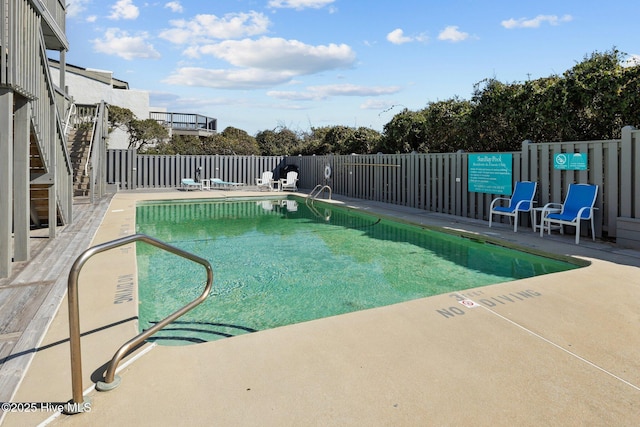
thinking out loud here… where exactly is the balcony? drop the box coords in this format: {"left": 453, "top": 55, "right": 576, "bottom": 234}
{"left": 150, "top": 111, "right": 217, "bottom": 138}
{"left": 35, "top": 0, "right": 68, "bottom": 50}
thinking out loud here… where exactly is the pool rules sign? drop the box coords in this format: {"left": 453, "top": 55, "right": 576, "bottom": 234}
{"left": 468, "top": 153, "right": 513, "bottom": 195}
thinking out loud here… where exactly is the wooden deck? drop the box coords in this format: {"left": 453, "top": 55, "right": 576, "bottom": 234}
{"left": 0, "top": 195, "right": 113, "bottom": 403}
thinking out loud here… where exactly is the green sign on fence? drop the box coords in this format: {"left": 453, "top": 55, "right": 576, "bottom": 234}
{"left": 554, "top": 153, "right": 588, "bottom": 170}
{"left": 468, "top": 153, "right": 513, "bottom": 195}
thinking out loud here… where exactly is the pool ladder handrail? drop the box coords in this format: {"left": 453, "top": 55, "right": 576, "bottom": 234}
{"left": 305, "top": 185, "right": 333, "bottom": 221}
{"left": 65, "top": 233, "right": 213, "bottom": 414}
{"left": 307, "top": 184, "right": 332, "bottom": 200}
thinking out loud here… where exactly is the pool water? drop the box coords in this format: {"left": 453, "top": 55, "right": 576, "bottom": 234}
{"left": 135, "top": 198, "right": 579, "bottom": 345}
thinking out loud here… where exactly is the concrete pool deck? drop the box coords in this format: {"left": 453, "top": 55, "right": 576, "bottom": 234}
{"left": 2, "top": 189, "right": 639, "bottom": 426}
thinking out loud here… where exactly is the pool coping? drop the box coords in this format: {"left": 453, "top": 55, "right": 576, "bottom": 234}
{"left": 2, "top": 189, "right": 640, "bottom": 426}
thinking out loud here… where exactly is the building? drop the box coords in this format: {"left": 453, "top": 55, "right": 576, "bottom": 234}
{"left": 49, "top": 60, "right": 150, "bottom": 150}
{"left": 0, "top": 0, "right": 73, "bottom": 278}
{"left": 49, "top": 61, "right": 218, "bottom": 149}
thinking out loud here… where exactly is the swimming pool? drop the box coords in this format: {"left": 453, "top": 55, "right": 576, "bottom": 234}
{"left": 135, "top": 197, "right": 580, "bottom": 345}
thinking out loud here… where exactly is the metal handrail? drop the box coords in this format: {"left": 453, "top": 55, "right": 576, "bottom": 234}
{"left": 307, "top": 184, "right": 332, "bottom": 200}
{"left": 305, "top": 186, "right": 333, "bottom": 221}
{"left": 307, "top": 184, "right": 322, "bottom": 199}
{"left": 83, "top": 104, "right": 100, "bottom": 177}
{"left": 63, "top": 103, "right": 76, "bottom": 136}
{"left": 65, "top": 234, "right": 213, "bottom": 414}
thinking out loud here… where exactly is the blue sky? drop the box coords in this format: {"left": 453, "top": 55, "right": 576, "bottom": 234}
{"left": 63, "top": 0, "right": 640, "bottom": 136}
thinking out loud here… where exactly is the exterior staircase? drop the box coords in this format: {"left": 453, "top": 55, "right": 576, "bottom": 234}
{"left": 67, "top": 128, "right": 93, "bottom": 197}
{"left": 29, "top": 142, "right": 56, "bottom": 227}
{"left": 29, "top": 127, "right": 92, "bottom": 227}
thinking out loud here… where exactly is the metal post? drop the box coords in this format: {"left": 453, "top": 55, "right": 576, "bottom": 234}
{"left": 65, "top": 248, "right": 93, "bottom": 413}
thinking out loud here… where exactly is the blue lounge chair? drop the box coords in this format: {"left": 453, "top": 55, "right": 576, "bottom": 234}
{"left": 540, "top": 183, "right": 598, "bottom": 244}
{"left": 489, "top": 181, "right": 537, "bottom": 232}
{"left": 181, "top": 178, "right": 202, "bottom": 191}
{"left": 210, "top": 178, "right": 244, "bottom": 190}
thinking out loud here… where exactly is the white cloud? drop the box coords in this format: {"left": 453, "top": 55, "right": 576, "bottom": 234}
{"left": 108, "top": 0, "right": 140, "bottom": 20}
{"left": 268, "top": 0, "right": 335, "bottom": 10}
{"left": 164, "top": 1, "right": 183, "bottom": 13}
{"left": 149, "top": 91, "right": 253, "bottom": 112}
{"left": 622, "top": 54, "right": 640, "bottom": 67}
{"left": 437, "top": 26, "right": 469, "bottom": 42}
{"left": 66, "top": 0, "right": 91, "bottom": 18}
{"left": 92, "top": 28, "right": 160, "bottom": 60}
{"left": 267, "top": 91, "right": 319, "bottom": 101}
{"left": 268, "top": 84, "right": 401, "bottom": 101}
{"left": 387, "top": 29, "right": 412, "bottom": 45}
{"left": 163, "top": 67, "right": 297, "bottom": 89}
{"left": 309, "top": 84, "right": 401, "bottom": 96}
{"left": 386, "top": 28, "right": 428, "bottom": 45}
{"left": 159, "top": 12, "right": 271, "bottom": 44}
{"left": 501, "top": 14, "right": 573, "bottom": 29}
{"left": 163, "top": 38, "right": 356, "bottom": 90}
{"left": 194, "top": 37, "right": 356, "bottom": 75}
{"left": 360, "top": 99, "right": 397, "bottom": 110}
{"left": 86, "top": 15, "right": 98, "bottom": 23}
{"left": 158, "top": 10, "right": 357, "bottom": 91}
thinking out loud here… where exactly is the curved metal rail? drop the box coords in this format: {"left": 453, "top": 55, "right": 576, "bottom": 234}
{"left": 307, "top": 184, "right": 332, "bottom": 200}
{"left": 65, "top": 234, "right": 213, "bottom": 414}
{"left": 305, "top": 186, "right": 333, "bottom": 221}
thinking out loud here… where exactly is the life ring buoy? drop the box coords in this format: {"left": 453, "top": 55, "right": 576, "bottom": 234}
{"left": 324, "top": 164, "right": 332, "bottom": 179}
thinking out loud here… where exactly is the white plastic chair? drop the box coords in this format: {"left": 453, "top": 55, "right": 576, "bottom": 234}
{"left": 255, "top": 171, "right": 274, "bottom": 191}
{"left": 280, "top": 171, "right": 298, "bottom": 191}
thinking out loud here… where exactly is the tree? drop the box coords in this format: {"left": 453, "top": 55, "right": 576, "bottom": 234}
{"left": 380, "top": 48, "right": 640, "bottom": 153}
{"left": 560, "top": 48, "right": 631, "bottom": 140}
{"left": 128, "top": 119, "right": 170, "bottom": 151}
{"left": 323, "top": 125, "right": 354, "bottom": 154}
{"left": 422, "top": 98, "right": 472, "bottom": 153}
{"left": 107, "top": 105, "right": 135, "bottom": 133}
{"left": 143, "top": 127, "right": 260, "bottom": 155}
{"left": 381, "top": 109, "right": 429, "bottom": 153}
{"left": 255, "top": 126, "right": 301, "bottom": 155}
{"left": 205, "top": 127, "right": 260, "bottom": 155}
{"left": 348, "top": 127, "right": 383, "bottom": 154}
{"left": 107, "top": 105, "right": 169, "bottom": 150}
{"left": 467, "top": 78, "right": 523, "bottom": 152}
{"left": 120, "top": 48, "right": 640, "bottom": 155}
{"left": 295, "top": 127, "right": 333, "bottom": 155}
{"left": 144, "top": 135, "right": 204, "bottom": 155}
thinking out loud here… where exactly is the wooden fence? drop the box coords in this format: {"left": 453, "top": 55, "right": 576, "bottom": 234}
{"left": 106, "top": 126, "right": 640, "bottom": 245}
{"left": 106, "top": 151, "right": 286, "bottom": 190}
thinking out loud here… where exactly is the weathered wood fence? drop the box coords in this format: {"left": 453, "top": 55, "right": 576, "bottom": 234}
{"left": 106, "top": 151, "right": 286, "bottom": 190}
{"left": 106, "top": 126, "right": 640, "bottom": 246}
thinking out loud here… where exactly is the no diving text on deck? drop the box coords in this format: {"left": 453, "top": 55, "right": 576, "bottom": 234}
{"left": 436, "top": 289, "right": 542, "bottom": 318}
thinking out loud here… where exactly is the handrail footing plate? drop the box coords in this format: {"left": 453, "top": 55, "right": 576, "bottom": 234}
{"left": 96, "top": 375, "right": 122, "bottom": 392}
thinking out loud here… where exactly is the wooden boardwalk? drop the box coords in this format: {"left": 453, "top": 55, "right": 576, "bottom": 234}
{"left": 0, "top": 195, "right": 112, "bottom": 402}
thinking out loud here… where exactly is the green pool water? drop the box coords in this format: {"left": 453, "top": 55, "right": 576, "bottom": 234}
{"left": 135, "top": 197, "right": 579, "bottom": 345}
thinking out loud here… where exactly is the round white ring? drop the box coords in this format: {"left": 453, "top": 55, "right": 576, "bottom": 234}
{"left": 324, "top": 164, "right": 331, "bottom": 179}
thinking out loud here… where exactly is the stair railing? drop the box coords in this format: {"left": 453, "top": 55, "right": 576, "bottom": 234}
{"left": 64, "top": 103, "right": 77, "bottom": 137}
{"left": 83, "top": 104, "right": 100, "bottom": 177}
